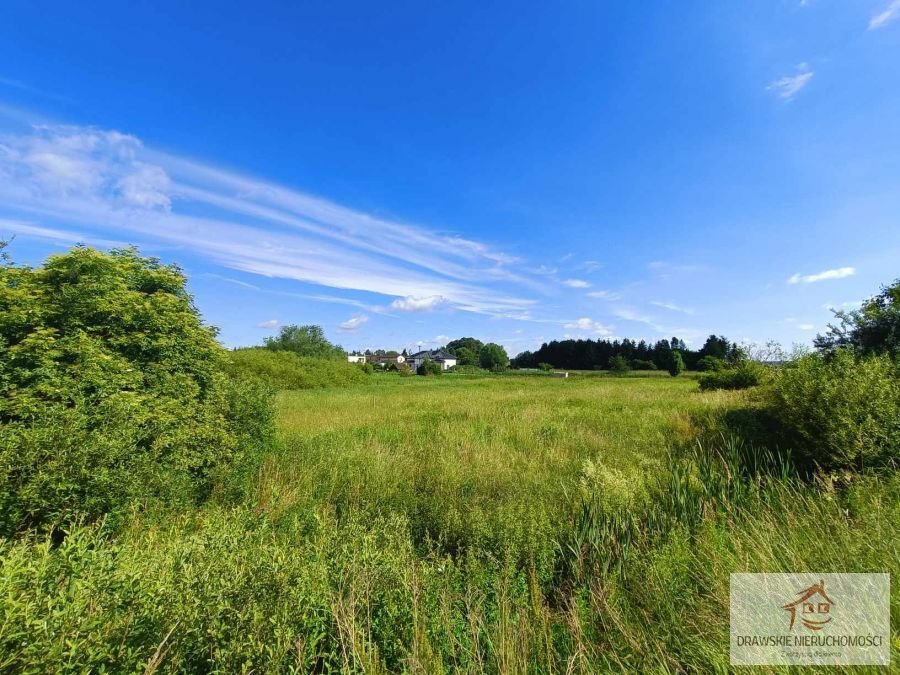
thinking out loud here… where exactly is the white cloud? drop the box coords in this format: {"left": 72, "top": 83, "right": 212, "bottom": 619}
{"left": 563, "top": 317, "right": 613, "bottom": 335}
{"left": 256, "top": 319, "right": 278, "bottom": 329}
{"left": 767, "top": 63, "right": 814, "bottom": 100}
{"left": 0, "top": 120, "right": 540, "bottom": 317}
{"left": 787, "top": 266, "right": 855, "bottom": 284}
{"left": 586, "top": 289, "right": 622, "bottom": 301}
{"left": 612, "top": 307, "right": 662, "bottom": 331}
{"left": 870, "top": 0, "right": 900, "bottom": 29}
{"left": 563, "top": 278, "right": 591, "bottom": 288}
{"left": 797, "top": 323, "right": 815, "bottom": 330}
{"left": 650, "top": 300, "right": 695, "bottom": 315}
{"left": 338, "top": 315, "right": 368, "bottom": 332}
{"left": 390, "top": 295, "right": 445, "bottom": 311}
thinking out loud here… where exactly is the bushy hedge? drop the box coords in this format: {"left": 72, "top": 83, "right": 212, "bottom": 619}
{"left": 417, "top": 359, "right": 442, "bottom": 376}
{"left": 695, "top": 355, "right": 725, "bottom": 372}
{"left": 768, "top": 349, "right": 899, "bottom": 470}
{"left": 0, "top": 247, "right": 274, "bottom": 536}
{"left": 698, "top": 362, "right": 768, "bottom": 391}
{"left": 224, "top": 348, "right": 369, "bottom": 389}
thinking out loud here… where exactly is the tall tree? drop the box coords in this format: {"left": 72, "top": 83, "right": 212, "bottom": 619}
{"left": 815, "top": 279, "right": 900, "bottom": 357}
{"left": 264, "top": 325, "right": 345, "bottom": 359}
{"left": 478, "top": 343, "right": 509, "bottom": 370}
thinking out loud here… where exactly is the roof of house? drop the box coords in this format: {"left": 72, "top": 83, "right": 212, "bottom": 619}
{"left": 410, "top": 349, "right": 456, "bottom": 360}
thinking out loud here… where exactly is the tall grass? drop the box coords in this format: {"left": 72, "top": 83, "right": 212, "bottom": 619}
{"left": 1, "top": 376, "right": 897, "bottom": 672}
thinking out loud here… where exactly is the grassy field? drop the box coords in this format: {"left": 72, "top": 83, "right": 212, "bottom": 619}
{"left": 267, "top": 375, "right": 734, "bottom": 562}
{"left": 2, "top": 374, "right": 897, "bottom": 673}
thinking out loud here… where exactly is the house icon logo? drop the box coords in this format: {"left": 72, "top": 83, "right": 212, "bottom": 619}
{"left": 782, "top": 579, "right": 834, "bottom": 631}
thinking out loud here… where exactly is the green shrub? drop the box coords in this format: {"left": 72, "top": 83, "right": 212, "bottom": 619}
{"left": 698, "top": 361, "right": 768, "bottom": 391}
{"left": 608, "top": 355, "right": 630, "bottom": 375}
{"left": 417, "top": 359, "right": 442, "bottom": 376}
{"left": 768, "top": 349, "right": 900, "bottom": 470}
{"left": 695, "top": 355, "right": 725, "bottom": 372}
{"left": 537, "top": 362, "right": 553, "bottom": 371}
{"left": 225, "top": 348, "right": 368, "bottom": 390}
{"left": 630, "top": 359, "right": 657, "bottom": 371}
{"left": 0, "top": 247, "right": 273, "bottom": 536}
{"left": 667, "top": 350, "right": 685, "bottom": 377}
{"left": 450, "top": 364, "right": 487, "bottom": 375}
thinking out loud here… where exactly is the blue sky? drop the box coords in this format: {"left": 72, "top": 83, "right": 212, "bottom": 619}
{"left": 1, "top": 1, "right": 898, "bottom": 355}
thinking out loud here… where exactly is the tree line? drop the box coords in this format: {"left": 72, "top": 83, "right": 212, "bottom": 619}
{"left": 511, "top": 334, "right": 739, "bottom": 371}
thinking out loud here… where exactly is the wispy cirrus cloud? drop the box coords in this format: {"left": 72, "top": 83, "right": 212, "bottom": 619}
{"left": 612, "top": 306, "right": 663, "bottom": 331}
{"left": 586, "top": 289, "right": 622, "bottom": 301}
{"left": 767, "top": 63, "right": 814, "bottom": 100}
{"left": 0, "top": 118, "right": 540, "bottom": 318}
{"left": 787, "top": 266, "right": 855, "bottom": 284}
{"left": 869, "top": 0, "right": 900, "bottom": 29}
{"left": 650, "top": 300, "right": 695, "bottom": 315}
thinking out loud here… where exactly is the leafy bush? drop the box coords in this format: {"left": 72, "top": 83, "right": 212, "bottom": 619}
{"left": 608, "top": 355, "right": 630, "bottom": 374}
{"left": 417, "top": 359, "right": 442, "bottom": 376}
{"left": 537, "top": 362, "right": 553, "bottom": 371}
{"left": 450, "top": 364, "right": 487, "bottom": 375}
{"left": 667, "top": 350, "right": 685, "bottom": 377}
{"left": 768, "top": 349, "right": 900, "bottom": 470}
{"left": 630, "top": 359, "right": 657, "bottom": 371}
{"left": 695, "top": 355, "right": 725, "bottom": 372}
{"left": 0, "top": 247, "right": 274, "bottom": 536}
{"left": 225, "top": 348, "right": 368, "bottom": 389}
{"left": 698, "top": 361, "right": 768, "bottom": 391}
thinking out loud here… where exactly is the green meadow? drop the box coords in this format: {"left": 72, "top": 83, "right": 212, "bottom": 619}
{"left": 2, "top": 249, "right": 898, "bottom": 673}
{"left": 4, "top": 374, "right": 897, "bottom": 673}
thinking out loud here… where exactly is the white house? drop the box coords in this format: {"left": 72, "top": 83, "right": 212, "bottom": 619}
{"left": 408, "top": 349, "right": 457, "bottom": 371}
{"left": 347, "top": 353, "right": 366, "bottom": 364}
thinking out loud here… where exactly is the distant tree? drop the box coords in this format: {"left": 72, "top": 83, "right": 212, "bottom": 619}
{"left": 453, "top": 346, "right": 479, "bottom": 367}
{"left": 631, "top": 359, "right": 657, "bottom": 370}
{"left": 446, "top": 337, "right": 485, "bottom": 357}
{"left": 667, "top": 350, "right": 685, "bottom": 377}
{"left": 699, "top": 335, "right": 732, "bottom": 360}
{"left": 265, "top": 325, "right": 345, "bottom": 359}
{"left": 608, "top": 355, "right": 630, "bottom": 374}
{"left": 478, "top": 343, "right": 509, "bottom": 370}
{"left": 815, "top": 279, "right": 900, "bottom": 357}
{"left": 538, "top": 362, "right": 553, "bottom": 371}
{"left": 511, "top": 350, "right": 535, "bottom": 368}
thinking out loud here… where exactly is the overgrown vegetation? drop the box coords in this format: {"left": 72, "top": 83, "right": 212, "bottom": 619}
{"left": 769, "top": 349, "right": 899, "bottom": 470}
{"left": 1, "top": 245, "right": 898, "bottom": 672}
{"left": 0, "top": 246, "right": 274, "bottom": 537}
{"left": 226, "top": 347, "right": 369, "bottom": 390}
